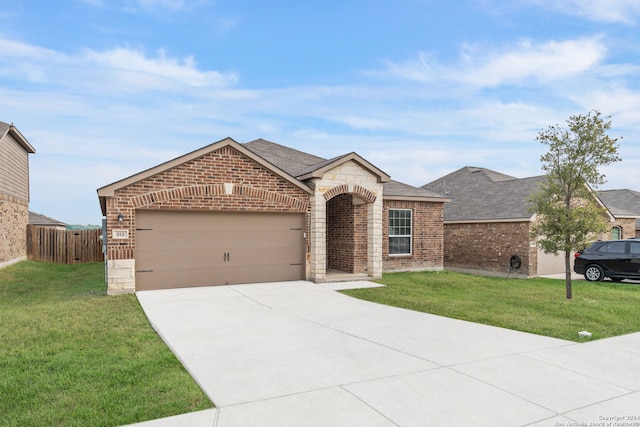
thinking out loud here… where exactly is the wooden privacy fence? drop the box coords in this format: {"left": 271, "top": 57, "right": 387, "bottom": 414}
{"left": 27, "top": 225, "right": 104, "bottom": 264}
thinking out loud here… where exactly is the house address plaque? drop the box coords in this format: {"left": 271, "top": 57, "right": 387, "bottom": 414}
{"left": 112, "top": 229, "right": 129, "bottom": 239}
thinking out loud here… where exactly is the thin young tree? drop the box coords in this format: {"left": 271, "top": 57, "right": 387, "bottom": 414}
{"left": 529, "top": 110, "right": 621, "bottom": 299}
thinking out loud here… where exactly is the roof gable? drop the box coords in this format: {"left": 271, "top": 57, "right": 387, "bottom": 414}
{"left": 244, "top": 139, "right": 391, "bottom": 183}
{"left": 97, "top": 138, "right": 313, "bottom": 213}
{"left": 422, "top": 166, "right": 516, "bottom": 197}
{"left": 296, "top": 152, "right": 391, "bottom": 183}
{"left": 0, "top": 121, "right": 36, "bottom": 153}
{"left": 423, "top": 166, "right": 544, "bottom": 222}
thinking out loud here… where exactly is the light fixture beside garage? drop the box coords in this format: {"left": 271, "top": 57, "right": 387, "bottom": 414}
{"left": 117, "top": 213, "right": 124, "bottom": 222}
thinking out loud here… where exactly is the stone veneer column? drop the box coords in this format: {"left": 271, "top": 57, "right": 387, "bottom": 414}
{"left": 107, "top": 259, "right": 136, "bottom": 295}
{"left": 310, "top": 191, "right": 327, "bottom": 282}
{"left": 368, "top": 196, "right": 383, "bottom": 278}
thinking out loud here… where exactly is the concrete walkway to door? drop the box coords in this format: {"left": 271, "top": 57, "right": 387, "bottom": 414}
{"left": 129, "top": 281, "right": 640, "bottom": 427}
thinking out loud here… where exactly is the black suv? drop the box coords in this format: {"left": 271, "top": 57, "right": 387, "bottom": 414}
{"left": 574, "top": 239, "right": 640, "bottom": 282}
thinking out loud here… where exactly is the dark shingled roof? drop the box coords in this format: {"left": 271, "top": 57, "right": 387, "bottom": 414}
{"left": 598, "top": 189, "right": 640, "bottom": 228}
{"left": 422, "top": 166, "right": 544, "bottom": 221}
{"left": 383, "top": 179, "right": 447, "bottom": 199}
{"left": 244, "top": 139, "right": 448, "bottom": 201}
{"left": 243, "top": 139, "right": 326, "bottom": 177}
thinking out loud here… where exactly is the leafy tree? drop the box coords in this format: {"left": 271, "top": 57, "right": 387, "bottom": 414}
{"left": 529, "top": 110, "right": 621, "bottom": 299}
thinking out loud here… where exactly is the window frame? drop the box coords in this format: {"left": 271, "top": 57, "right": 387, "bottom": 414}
{"left": 388, "top": 208, "right": 413, "bottom": 256}
{"left": 611, "top": 226, "right": 622, "bottom": 240}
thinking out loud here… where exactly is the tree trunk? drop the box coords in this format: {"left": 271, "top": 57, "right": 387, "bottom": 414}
{"left": 565, "top": 250, "right": 573, "bottom": 299}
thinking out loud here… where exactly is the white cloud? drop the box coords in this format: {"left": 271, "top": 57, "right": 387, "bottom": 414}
{"left": 529, "top": 0, "right": 640, "bottom": 24}
{"left": 382, "top": 37, "right": 606, "bottom": 88}
{"left": 82, "top": 47, "right": 238, "bottom": 89}
{"left": 127, "top": 0, "right": 211, "bottom": 13}
{"left": 76, "top": 0, "right": 211, "bottom": 14}
{"left": 568, "top": 88, "right": 640, "bottom": 130}
{"left": 136, "top": 0, "right": 186, "bottom": 9}
{"left": 0, "top": 37, "right": 237, "bottom": 91}
{"left": 0, "top": 38, "right": 59, "bottom": 61}
{"left": 74, "top": 0, "right": 104, "bottom": 7}
{"left": 462, "top": 38, "right": 605, "bottom": 86}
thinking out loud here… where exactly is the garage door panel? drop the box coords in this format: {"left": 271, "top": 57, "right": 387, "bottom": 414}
{"left": 137, "top": 230, "right": 228, "bottom": 250}
{"left": 135, "top": 210, "right": 305, "bottom": 290}
{"left": 136, "top": 248, "right": 224, "bottom": 269}
{"left": 137, "top": 266, "right": 227, "bottom": 290}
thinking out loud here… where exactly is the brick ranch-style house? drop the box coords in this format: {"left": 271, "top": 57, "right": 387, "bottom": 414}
{"left": 97, "top": 138, "right": 449, "bottom": 294}
{"left": 422, "top": 166, "right": 636, "bottom": 277}
{"left": 0, "top": 121, "right": 36, "bottom": 269}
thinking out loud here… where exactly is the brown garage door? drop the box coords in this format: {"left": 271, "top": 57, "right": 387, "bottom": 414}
{"left": 135, "top": 210, "right": 305, "bottom": 290}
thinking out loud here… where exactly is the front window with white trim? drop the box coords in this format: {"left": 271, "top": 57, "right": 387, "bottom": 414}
{"left": 389, "top": 209, "right": 412, "bottom": 255}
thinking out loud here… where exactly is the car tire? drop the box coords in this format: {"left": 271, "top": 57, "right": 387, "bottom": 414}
{"left": 584, "top": 265, "right": 604, "bottom": 282}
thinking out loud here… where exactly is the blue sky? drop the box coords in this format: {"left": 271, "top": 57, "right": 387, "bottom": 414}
{"left": 2, "top": 0, "right": 640, "bottom": 225}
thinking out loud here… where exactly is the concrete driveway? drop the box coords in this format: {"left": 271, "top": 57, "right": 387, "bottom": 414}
{"left": 130, "top": 281, "right": 640, "bottom": 427}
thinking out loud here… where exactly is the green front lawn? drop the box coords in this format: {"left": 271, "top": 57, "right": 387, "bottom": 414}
{"left": 0, "top": 261, "right": 212, "bottom": 427}
{"left": 342, "top": 270, "right": 640, "bottom": 341}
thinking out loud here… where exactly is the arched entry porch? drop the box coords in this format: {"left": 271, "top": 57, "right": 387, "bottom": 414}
{"left": 310, "top": 182, "right": 382, "bottom": 282}
{"left": 326, "top": 192, "right": 369, "bottom": 275}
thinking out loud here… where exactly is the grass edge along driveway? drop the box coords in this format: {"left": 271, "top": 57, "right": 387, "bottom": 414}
{"left": 342, "top": 270, "right": 640, "bottom": 342}
{"left": 0, "top": 261, "right": 212, "bottom": 427}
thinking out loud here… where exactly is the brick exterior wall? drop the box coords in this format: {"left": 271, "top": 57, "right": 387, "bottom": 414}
{"left": 0, "top": 194, "right": 28, "bottom": 267}
{"left": 609, "top": 218, "right": 637, "bottom": 240}
{"left": 444, "top": 221, "right": 534, "bottom": 276}
{"left": 382, "top": 200, "right": 445, "bottom": 271}
{"left": 326, "top": 194, "right": 367, "bottom": 274}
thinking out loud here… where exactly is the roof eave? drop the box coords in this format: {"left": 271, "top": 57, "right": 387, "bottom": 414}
{"left": 384, "top": 195, "right": 451, "bottom": 203}
{"left": 6, "top": 125, "right": 36, "bottom": 153}
{"left": 444, "top": 216, "right": 533, "bottom": 224}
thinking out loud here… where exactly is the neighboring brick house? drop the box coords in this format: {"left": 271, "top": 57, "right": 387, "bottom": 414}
{"left": 597, "top": 189, "right": 640, "bottom": 238}
{"left": 422, "top": 166, "right": 632, "bottom": 277}
{"left": 0, "top": 121, "right": 36, "bottom": 269}
{"left": 97, "top": 138, "right": 448, "bottom": 294}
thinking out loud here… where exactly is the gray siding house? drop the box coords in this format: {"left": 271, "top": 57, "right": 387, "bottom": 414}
{"left": 0, "top": 121, "right": 36, "bottom": 268}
